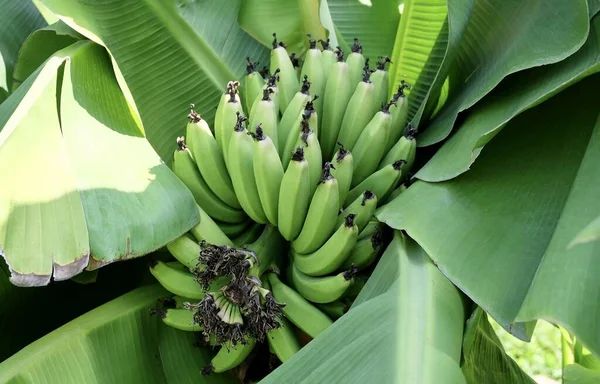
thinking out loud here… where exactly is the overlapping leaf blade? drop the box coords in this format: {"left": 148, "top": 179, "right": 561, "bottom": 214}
{"left": 378, "top": 75, "right": 600, "bottom": 355}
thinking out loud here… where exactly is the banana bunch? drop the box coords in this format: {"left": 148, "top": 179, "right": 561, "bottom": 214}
{"left": 152, "top": 33, "right": 417, "bottom": 376}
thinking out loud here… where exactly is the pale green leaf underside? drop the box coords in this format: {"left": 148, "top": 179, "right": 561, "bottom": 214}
{"left": 417, "top": 14, "right": 600, "bottom": 181}
{"left": 0, "top": 42, "right": 198, "bottom": 286}
{"left": 378, "top": 75, "right": 600, "bottom": 355}
{"left": 41, "top": 0, "right": 266, "bottom": 163}
{"left": 419, "top": 0, "right": 590, "bottom": 146}
{"left": 388, "top": 0, "right": 448, "bottom": 121}
{"left": 263, "top": 232, "right": 467, "bottom": 384}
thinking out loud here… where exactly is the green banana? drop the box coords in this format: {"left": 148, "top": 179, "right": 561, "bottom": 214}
{"left": 290, "top": 262, "right": 356, "bottom": 303}
{"left": 172, "top": 137, "right": 246, "bottom": 223}
{"left": 278, "top": 76, "right": 311, "bottom": 153}
{"left": 278, "top": 147, "right": 311, "bottom": 241}
{"left": 270, "top": 33, "right": 299, "bottom": 113}
{"left": 291, "top": 117, "right": 322, "bottom": 197}
{"left": 385, "top": 81, "right": 411, "bottom": 153}
{"left": 300, "top": 35, "right": 325, "bottom": 122}
{"left": 345, "top": 160, "right": 405, "bottom": 207}
{"left": 256, "top": 69, "right": 281, "bottom": 113}
{"left": 215, "top": 82, "right": 244, "bottom": 160}
{"left": 232, "top": 222, "right": 265, "bottom": 247}
{"left": 294, "top": 214, "right": 359, "bottom": 276}
{"left": 202, "top": 339, "right": 256, "bottom": 375}
{"left": 253, "top": 126, "right": 284, "bottom": 226}
{"left": 227, "top": 113, "right": 268, "bottom": 224}
{"left": 319, "top": 39, "right": 336, "bottom": 82}
{"left": 337, "top": 190, "right": 377, "bottom": 232}
{"left": 315, "top": 301, "right": 348, "bottom": 320}
{"left": 267, "top": 273, "right": 333, "bottom": 338}
{"left": 320, "top": 48, "right": 352, "bottom": 161}
{"left": 267, "top": 317, "right": 301, "bottom": 363}
{"left": 190, "top": 204, "right": 234, "bottom": 246}
{"left": 166, "top": 235, "right": 200, "bottom": 270}
{"left": 342, "top": 273, "right": 368, "bottom": 300}
{"left": 282, "top": 100, "right": 317, "bottom": 168}
{"left": 244, "top": 58, "right": 266, "bottom": 115}
{"left": 370, "top": 57, "right": 391, "bottom": 108}
{"left": 341, "top": 228, "right": 383, "bottom": 270}
{"left": 358, "top": 219, "right": 382, "bottom": 240}
{"left": 215, "top": 219, "right": 252, "bottom": 238}
{"left": 336, "top": 65, "right": 377, "bottom": 151}
{"left": 330, "top": 144, "right": 353, "bottom": 208}
{"left": 346, "top": 38, "right": 366, "bottom": 91}
{"left": 350, "top": 104, "right": 393, "bottom": 187}
{"left": 378, "top": 125, "right": 417, "bottom": 181}
{"left": 289, "top": 52, "right": 302, "bottom": 80}
{"left": 249, "top": 88, "right": 279, "bottom": 147}
{"left": 186, "top": 107, "right": 240, "bottom": 209}
{"left": 246, "top": 224, "right": 287, "bottom": 276}
{"left": 157, "top": 307, "right": 202, "bottom": 332}
{"left": 149, "top": 260, "right": 205, "bottom": 299}
{"left": 292, "top": 163, "right": 340, "bottom": 253}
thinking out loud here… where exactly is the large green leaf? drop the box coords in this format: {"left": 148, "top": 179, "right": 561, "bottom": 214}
{"left": 0, "top": 284, "right": 236, "bottom": 383}
{"left": 417, "top": 14, "right": 600, "bottom": 181}
{"left": 262, "top": 232, "right": 467, "bottom": 383}
{"left": 461, "top": 308, "right": 535, "bottom": 383}
{"left": 418, "top": 0, "right": 590, "bottom": 146}
{"left": 378, "top": 75, "right": 600, "bottom": 354}
{"left": 564, "top": 364, "right": 600, "bottom": 384}
{"left": 0, "top": 41, "right": 198, "bottom": 286}
{"left": 40, "top": 0, "right": 268, "bottom": 163}
{"left": 0, "top": 0, "right": 46, "bottom": 101}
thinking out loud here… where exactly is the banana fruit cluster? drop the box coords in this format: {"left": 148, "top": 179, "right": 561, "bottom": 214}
{"left": 150, "top": 33, "right": 417, "bottom": 375}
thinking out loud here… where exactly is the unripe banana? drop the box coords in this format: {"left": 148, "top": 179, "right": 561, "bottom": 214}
{"left": 378, "top": 125, "right": 417, "bottom": 181}
{"left": 270, "top": 33, "right": 299, "bottom": 113}
{"left": 255, "top": 69, "right": 281, "bottom": 113}
{"left": 232, "top": 222, "right": 265, "bottom": 247}
{"left": 253, "top": 126, "right": 284, "bottom": 226}
{"left": 358, "top": 219, "right": 383, "bottom": 240}
{"left": 386, "top": 81, "right": 411, "bottom": 153}
{"left": 215, "top": 82, "right": 244, "bottom": 160}
{"left": 267, "top": 317, "right": 301, "bottom": 363}
{"left": 289, "top": 52, "right": 302, "bottom": 80}
{"left": 294, "top": 214, "right": 359, "bottom": 276}
{"left": 292, "top": 163, "right": 339, "bottom": 253}
{"left": 155, "top": 307, "right": 202, "bottom": 332}
{"left": 300, "top": 35, "right": 325, "bottom": 122}
{"left": 337, "top": 190, "right": 377, "bottom": 233}
{"left": 293, "top": 118, "right": 322, "bottom": 197}
{"left": 315, "top": 300, "right": 348, "bottom": 320}
{"left": 340, "top": 227, "right": 384, "bottom": 270}
{"left": 190, "top": 204, "right": 234, "bottom": 246}
{"left": 166, "top": 235, "right": 200, "bottom": 270}
{"left": 319, "top": 39, "right": 336, "bottom": 82}
{"left": 278, "top": 76, "right": 311, "bottom": 153}
{"left": 172, "top": 138, "right": 246, "bottom": 223}
{"left": 278, "top": 147, "right": 311, "bottom": 241}
{"left": 244, "top": 58, "right": 266, "bottom": 114}
{"left": 290, "top": 262, "right": 357, "bottom": 304}
{"left": 215, "top": 219, "right": 252, "bottom": 238}
{"left": 330, "top": 144, "right": 353, "bottom": 208}
{"left": 346, "top": 38, "right": 366, "bottom": 91}
{"left": 227, "top": 113, "right": 268, "bottom": 224}
{"left": 350, "top": 105, "right": 393, "bottom": 187}
{"left": 345, "top": 160, "right": 405, "bottom": 207}
{"left": 337, "top": 66, "right": 377, "bottom": 151}
{"left": 267, "top": 273, "right": 333, "bottom": 338}
{"left": 186, "top": 108, "right": 240, "bottom": 209}
{"left": 342, "top": 273, "right": 368, "bottom": 300}
{"left": 282, "top": 100, "right": 318, "bottom": 168}
{"left": 202, "top": 339, "right": 256, "bottom": 375}
{"left": 370, "top": 56, "right": 391, "bottom": 108}
{"left": 320, "top": 48, "right": 352, "bottom": 161}
{"left": 149, "top": 260, "right": 205, "bottom": 299}
{"left": 249, "top": 87, "right": 279, "bottom": 148}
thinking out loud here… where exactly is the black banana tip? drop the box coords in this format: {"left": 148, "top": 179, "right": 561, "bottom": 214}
{"left": 201, "top": 364, "right": 215, "bottom": 375}
{"left": 291, "top": 146, "right": 305, "bottom": 162}
{"left": 176, "top": 136, "right": 187, "bottom": 150}
{"left": 351, "top": 38, "right": 362, "bottom": 53}
{"left": 254, "top": 125, "right": 265, "bottom": 140}
{"left": 319, "top": 38, "right": 331, "bottom": 50}
{"left": 345, "top": 213, "right": 356, "bottom": 227}
{"left": 361, "top": 190, "right": 375, "bottom": 205}
{"left": 377, "top": 56, "right": 392, "bottom": 70}
{"left": 301, "top": 75, "right": 311, "bottom": 94}
{"left": 290, "top": 53, "right": 300, "bottom": 68}
{"left": 371, "top": 227, "right": 384, "bottom": 248}
{"left": 392, "top": 160, "right": 408, "bottom": 170}
{"left": 149, "top": 308, "right": 166, "bottom": 319}
{"left": 307, "top": 34, "right": 317, "bottom": 49}
{"left": 343, "top": 265, "right": 359, "bottom": 280}
{"left": 395, "top": 80, "right": 411, "bottom": 99}
{"left": 188, "top": 104, "right": 201, "bottom": 123}
{"left": 404, "top": 123, "right": 417, "bottom": 139}
{"left": 334, "top": 47, "right": 344, "bottom": 62}
{"left": 320, "top": 162, "right": 335, "bottom": 183}
{"left": 159, "top": 297, "right": 177, "bottom": 309}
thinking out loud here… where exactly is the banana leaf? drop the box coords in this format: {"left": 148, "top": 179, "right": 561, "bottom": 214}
{"left": 0, "top": 0, "right": 46, "bottom": 102}
{"left": 378, "top": 74, "right": 600, "bottom": 355}
{"left": 40, "top": 0, "right": 268, "bottom": 163}
{"left": 417, "top": 13, "right": 600, "bottom": 182}
{"left": 418, "top": 0, "right": 590, "bottom": 146}
{"left": 0, "top": 284, "right": 236, "bottom": 383}
{"left": 564, "top": 364, "right": 600, "bottom": 384}
{"left": 0, "top": 41, "right": 198, "bottom": 286}
{"left": 262, "top": 232, "right": 468, "bottom": 383}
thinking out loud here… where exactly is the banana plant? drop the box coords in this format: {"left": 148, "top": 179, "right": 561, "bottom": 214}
{"left": 1, "top": 0, "right": 599, "bottom": 382}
